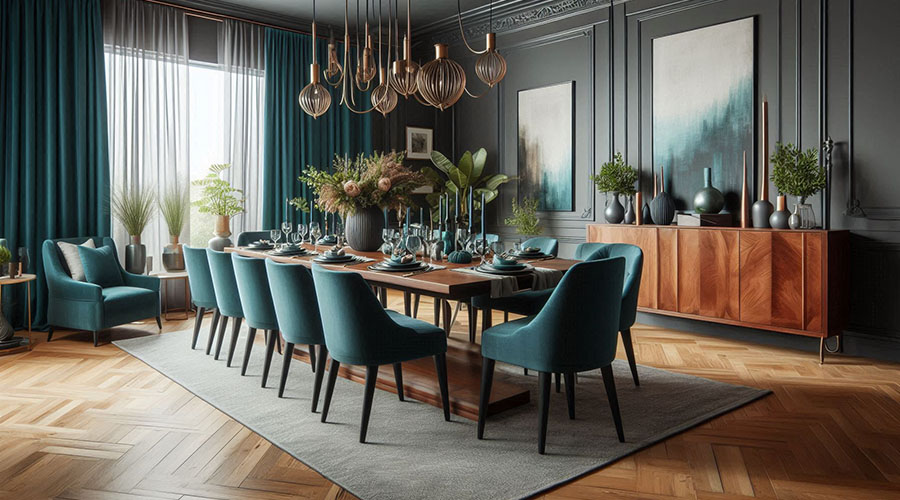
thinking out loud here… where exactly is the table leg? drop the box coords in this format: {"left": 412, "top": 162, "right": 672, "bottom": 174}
{"left": 27, "top": 281, "right": 31, "bottom": 334}
{"left": 442, "top": 299, "right": 453, "bottom": 337}
{"left": 468, "top": 299, "right": 477, "bottom": 343}
{"left": 433, "top": 296, "right": 441, "bottom": 327}
{"left": 162, "top": 279, "right": 168, "bottom": 320}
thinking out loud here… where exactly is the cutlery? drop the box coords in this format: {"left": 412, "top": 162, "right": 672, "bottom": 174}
{"left": 403, "top": 266, "right": 438, "bottom": 277}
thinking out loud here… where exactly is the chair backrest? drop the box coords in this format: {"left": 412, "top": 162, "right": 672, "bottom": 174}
{"left": 231, "top": 254, "right": 278, "bottom": 330}
{"left": 206, "top": 249, "right": 243, "bottom": 318}
{"left": 522, "top": 236, "right": 559, "bottom": 257}
{"left": 311, "top": 264, "right": 398, "bottom": 364}
{"left": 577, "top": 243, "right": 643, "bottom": 329}
{"left": 182, "top": 245, "right": 217, "bottom": 310}
{"left": 475, "top": 233, "right": 500, "bottom": 244}
{"left": 573, "top": 242, "right": 606, "bottom": 261}
{"left": 265, "top": 260, "right": 325, "bottom": 345}
{"left": 517, "top": 257, "right": 625, "bottom": 373}
{"left": 237, "top": 231, "right": 275, "bottom": 247}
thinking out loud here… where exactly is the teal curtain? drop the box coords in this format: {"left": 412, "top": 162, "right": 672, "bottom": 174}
{"left": 262, "top": 28, "right": 373, "bottom": 228}
{"left": 0, "top": 0, "right": 110, "bottom": 329}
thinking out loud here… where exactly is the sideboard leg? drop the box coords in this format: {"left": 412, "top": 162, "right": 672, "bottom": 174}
{"left": 819, "top": 338, "right": 825, "bottom": 365}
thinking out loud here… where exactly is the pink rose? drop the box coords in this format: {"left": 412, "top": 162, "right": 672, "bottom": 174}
{"left": 377, "top": 177, "right": 392, "bottom": 192}
{"left": 343, "top": 180, "right": 361, "bottom": 197}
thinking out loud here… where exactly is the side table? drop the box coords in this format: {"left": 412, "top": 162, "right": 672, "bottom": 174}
{"left": 0, "top": 273, "right": 36, "bottom": 355}
{"left": 152, "top": 271, "right": 191, "bottom": 321}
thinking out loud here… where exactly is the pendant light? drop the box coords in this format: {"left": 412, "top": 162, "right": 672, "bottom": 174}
{"left": 324, "top": 27, "right": 343, "bottom": 87}
{"left": 416, "top": 43, "right": 466, "bottom": 110}
{"left": 355, "top": 0, "right": 377, "bottom": 86}
{"left": 298, "top": 0, "right": 331, "bottom": 119}
{"left": 371, "top": 0, "right": 397, "bottom": 116}
{"left": 458, "top": 0, "right": 507, "bottom": 90}
{"left": 389, "top": 0, "right": 418, "bottom": 97}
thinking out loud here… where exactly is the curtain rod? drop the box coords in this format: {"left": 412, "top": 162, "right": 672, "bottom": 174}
{"left": 142, "top": 0, "right": 330, "bottom": 39}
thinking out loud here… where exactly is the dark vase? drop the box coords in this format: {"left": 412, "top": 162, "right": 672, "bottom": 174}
{"left": 752, "top": 199, "right": 775, "bottom": 228}
{"left": 162, "top": 235, "right": 185, "bottom": 271}
{"left": 604, "top": 193, "right": 625, "bottom": 224}
{"left": 346, "top": 205, "right": 384, "bottom": 252}
{"left": 769, "top": 195, "right": 791, "bottom": 229}
{"left": 623, "top": 196, "right": 636, "bottom": 224}
{"left": 650, "top": 192, "right": 676, "bottom": 225}
{"left": 692, "top": 168, "right": 725, "bottom": 214}
{"left": 125, "top": 236, "right": 146, "bottom": 274}
{"left": 642, "top": 202, "right": 654, "bottom": 225}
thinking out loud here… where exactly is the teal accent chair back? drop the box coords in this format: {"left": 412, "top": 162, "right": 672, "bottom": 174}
{"left": 183, "top": 245, "right": 217, "bottom": 310}
{"left": 476, "top": 233, "right": 500, "bottom": 244}
{"left": 265, "top": 260, "right": 324, "bottom": 346}
{"left": 206, "top": 249, "right": 243, "bottom": 319}
{"left": 581, "top": 244, "right": 643, "bottom": 331}
{"left": 231, "top": 255, "right": 278, "bottom": 331}
{"left": 522, "top": 237, "right": 558, "bottom": 257}
{"left": 42, "top": 237, "right": 160, "bottom": 345}
{"left": 237, "top": 231, "right": 274, "bottom": 247}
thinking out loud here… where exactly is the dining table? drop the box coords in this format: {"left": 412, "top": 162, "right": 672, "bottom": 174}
{"left": 226, "top": 243, "right": 579, "bottom": 420}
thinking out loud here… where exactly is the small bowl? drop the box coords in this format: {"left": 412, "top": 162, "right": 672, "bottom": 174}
{"left": 493, "top": 255, "right": 518, "bottom": 267}
{"left": 524, "top": 247, "right": 541, "bottom": 253}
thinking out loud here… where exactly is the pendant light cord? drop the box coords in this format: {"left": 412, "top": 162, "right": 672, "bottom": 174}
{"left": 457, "top": 0, "right": 488, "bottom": 55}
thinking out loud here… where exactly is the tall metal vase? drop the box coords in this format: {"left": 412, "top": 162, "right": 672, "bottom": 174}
{"left": 125, "top": 235, "right": 147, "bottom": 274}
{"left": 208, "top": 215, "right": 233, "bottom": 251}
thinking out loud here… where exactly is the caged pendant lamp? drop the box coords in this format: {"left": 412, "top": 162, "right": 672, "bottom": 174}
{"left": 417, "top": 43, "right": 466, "bottom": 110}
{"left": 298, "top": 0, "right": 331, "bottom": 118}
{"left": 389, "top": 0, "right": 418, "bottom": 97}
{"left": 458, "top": 0, "right": 507, "bottom": 89}
{"left": 371, "top": 0, "right": 398, "bottom": 116}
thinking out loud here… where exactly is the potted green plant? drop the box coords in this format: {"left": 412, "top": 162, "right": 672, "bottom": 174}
{"left": 504, "top": 197, "right": 542, "bottom": 237}
{"left": 159, "top": 178, "right": 189, "bottom": 271}
{"left": 423, "top": 148, "right": 512, "bottom": 226}
{"left": 770, "top": 142, "right": 825, "bottom": 229}
{"left": 111, "top": 184, "right": 156, "bottom": 274}
{"left": 591, "top": 152, "right": 638, "bottom": 224}
{"left": 0, "top": 245, "right": 10, "bottom": 278}
{"left": 192, "top": 164, "right": 245, "bottom": 250}
{"left": 299, "top": 152, "right": 426, "bottom": 251}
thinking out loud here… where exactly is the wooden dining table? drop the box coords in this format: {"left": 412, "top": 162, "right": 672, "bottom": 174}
{"left": 227, "top": 244, "right": 579, "bottom": 420}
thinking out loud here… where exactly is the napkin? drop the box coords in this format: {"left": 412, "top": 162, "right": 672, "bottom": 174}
{"left": 532, "top": 267, "right": 564, "bottom": 290}
{"left": 452, "top": 266, "right": 564, "bottom": 298}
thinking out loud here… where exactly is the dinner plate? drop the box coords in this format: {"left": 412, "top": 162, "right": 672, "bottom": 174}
{"left": 491, "top": 261, "right": 527, "bottom": 270}
{"left": 384, "top": 259, "right": 420, "bottom": 268}
{"left": 314, "top": 254, "right": 355, "bottom": 263}
{"left": 475, "top": 263, "right": 534, "bottom": 275}
{"left": 370, "top": 261, "right": 429, "bottom": 272}
{"left": 512, "top": 250, "right": 545, "bottom": 259}
{"left": 271, "top": 248, "right": 308, "bottom": 256}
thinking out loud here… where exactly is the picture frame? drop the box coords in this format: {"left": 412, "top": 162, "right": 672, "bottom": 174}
{"left": 405, "top": 126, "right": 434, "bottom": 160}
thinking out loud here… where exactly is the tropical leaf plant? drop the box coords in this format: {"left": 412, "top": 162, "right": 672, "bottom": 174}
{"left": 590, "top": 152, "right": 638, "bottom": 195}
{"left": 504, "top": 197, "right": 542, "bottom": 236}
{"left": 191, "top": 164, "right": 245, "bottom": 217}
{"left": 159, "top": 178, "right": 189, "bottom": 238}
{"left": 770, "top": 142, "right": 825, "bottom": 199}
{"left": 111, "top": 184, "right": 157, "bottom": 237}
{"left": 423, "top": 148, "right": 512, "bottom": 223}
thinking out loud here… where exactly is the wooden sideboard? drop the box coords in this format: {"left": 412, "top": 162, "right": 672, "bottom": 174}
{"left": 587, "top": 224, "right": 850, "bottom": 361}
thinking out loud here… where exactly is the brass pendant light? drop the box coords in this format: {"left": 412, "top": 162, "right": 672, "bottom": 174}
{"left": 475, "top": 33, "right": 506, "bottom": 88}
{"left": 323, "top": 28, "right": 343, "bottom": 87}
{"left": 416, "top": 43, "right": 466, "bottom": 110}
{"left": 389, "top": 0, "right": 418, "bottom": 97}
{"left": 354, "top": 0, "right": 377, "bottom": 87}
{"left": 371, "top": 0, "right": 397, "bottom": 116}
{"left": 298, "top": 0, "right": 331, "bottom": 119}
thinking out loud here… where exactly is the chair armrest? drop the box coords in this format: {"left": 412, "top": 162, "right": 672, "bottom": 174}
{"left": 122, "top": 271, "right": 160, "bottom": 292}
{"left": 46, "top": 273, "right": 102, "bottom": 302}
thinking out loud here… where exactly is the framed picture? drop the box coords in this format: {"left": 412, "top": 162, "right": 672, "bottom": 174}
{"left": 517, "top": 81, "right": 575, "bottom": 211}
{"left": 652, "top": 17, "right": 755, "bottom": 212}
{"left": 405, "top": 126, "right": 433, "bottom": 160}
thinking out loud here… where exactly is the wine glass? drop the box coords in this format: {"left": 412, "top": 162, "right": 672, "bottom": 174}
{"left": 309, "top": 222, "right": 322, "bottom": 253}
{"left": 334, "top": 221, "right": 345, "bottom": 247}
{"left": 297, "top": 223, "right": 308, "bottom": 244}
{"left": 270, "top": 229, "right": 281, "bottom": 248}
{"left": 281, "top": 221, "right": 293, "bottom": 246}
{"left": 382, "top": 228, "right": 395, "bottom": 255}
{"left": 290, "top": 232, "right": 302, "bottom": 245}
{"left": 390, "top": 228, "right": 402, "bottom": 252}
{"left": 423, "top": 228, "right": 439, "bottom": 263}
{"left": 455, "top": 228, "right": 470, "bottom": 253}
{"left": 490, "top": 241, "right": 505, "bottom": 261}
{"left": 405, "top": 234, "right": 422, "bottom": 262}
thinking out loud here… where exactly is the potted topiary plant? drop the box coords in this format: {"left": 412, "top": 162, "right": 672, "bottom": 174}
{"left": 591, "top": 152, "right": 638, "bottom": 224}
{"left": 504, "top": 197, "right": 542, "bottom": 237}
{"left": 0, "top": 245, "right": 10, "bottom": 278}
{"left": 159, "top": 178, "right": 189, "bottom": 271}
{"left": 111, "top": 184, "right": 156, "bottom": 274}
{"left": 192, "top": 164, "right": 245, "bottom": 250}
{"left": 770, "top": 142, "right": 825, "bottom": 229}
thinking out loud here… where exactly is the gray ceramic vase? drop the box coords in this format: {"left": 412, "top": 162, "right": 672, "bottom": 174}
{"left": 162, "top": 236, "right": 185, "bottom": 271}
{"left": 650, "top": 191, "right": 676, "bottom": 226}
{"left": 346, "top": 205, "right": 384, "bottom": 252}
{"left": 692, "top": 168, "right": 725, "bottom": 214}
{"left": 752, "top": 200, "right": 775, "bottom": 228}
{"left": 641, "top": 202, "right": 654, "bottom": 225}
{"left": 125, "top": 237, "right": 146, "bottom": 274}
{"left": 605, "top": 193, "right": 625, "bottom": 224}
{"left": 623, "top": 196, "right": 636, "bottom": 224}
{"left": 769, "top": 195, "right": 791, "bottom": 229}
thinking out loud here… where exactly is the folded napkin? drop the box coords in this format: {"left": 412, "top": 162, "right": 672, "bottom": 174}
{"left": 453, "top": 266, "right": 564, "bottom": 298}
{"left": 532, "top": 267, "right": 564, "bottom": 290}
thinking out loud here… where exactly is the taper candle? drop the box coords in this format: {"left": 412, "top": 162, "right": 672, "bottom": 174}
{"left": 405, "top": 206, "right": 410, "bottom": 234}
{"left": 480, "top": 191, "right": 486, "bottom": 249}
{"left": 419, "top": 207, "right": 424, "bottom": 226}
{"left": 468, "top": 187, "right": 474, "bottom": 231}
{"left": 383, "top": 208, "right": 388, "bottom": 229}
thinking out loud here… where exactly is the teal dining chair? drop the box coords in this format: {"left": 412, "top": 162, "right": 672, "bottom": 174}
{"left": 183, "top": 246, "right": 221, "bottom": 351}
{"left": 206, "top": 249, "right": 244, "bottom": 361}
{"left": 232, "top": 254, "right": 287, "bottom": 389}
{"left": 478, "top": 257, "right": 626, "bottom": 454}
{"left": 266, "top": 260, "right": 328, "bottom": 406}
{"left": 237, "top": 231, "right": 274, "bottom": 247}
{"left": 311, "top": 265, "right": 451, "bottom": 443}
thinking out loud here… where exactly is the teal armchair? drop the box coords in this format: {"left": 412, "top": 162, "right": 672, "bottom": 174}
{"left": 232, "top": 254, "right": 281, "bottom": 387}
{"left": 43, "top": 237, "right": 160, "bottom": 346}
{"left": 312, "top": 264, "right": 450, "bottom": 443}
{"left": 206, "top": 249, "right": 244, "bottom": 361}
{"left": 478, "top": 257, "right": 626, "bottom": 454}
{"left": 183, "top": 245, "right": 220, "bottom": 351}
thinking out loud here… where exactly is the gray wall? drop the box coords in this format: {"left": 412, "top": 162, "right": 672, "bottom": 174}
{"left": 409, "top": 0, "right": 900, "bottom": 359}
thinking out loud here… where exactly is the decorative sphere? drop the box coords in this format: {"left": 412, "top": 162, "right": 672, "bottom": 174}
{"left": 693, "top": 186, "right": 725, "bottom": 214}
{"left": 448, "top": 250, "right": 473, "bottom": 264}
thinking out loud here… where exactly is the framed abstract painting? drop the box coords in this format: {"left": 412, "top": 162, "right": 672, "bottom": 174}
{"left": 652, "top": 17, "right": 755, "bottom": 212}
{"left": 517, "top": 81, "right": 575, "bottom": 212}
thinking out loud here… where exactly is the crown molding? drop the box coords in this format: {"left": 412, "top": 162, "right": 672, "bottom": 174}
{"left": 159, "top": 0, "right": 316, "bottom": 33}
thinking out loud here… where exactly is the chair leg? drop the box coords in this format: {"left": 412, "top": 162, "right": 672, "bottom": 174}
{"left": 206, "top": 310, "right": 220, "bottom": 355}
{"left": 393, "top": 363, "right": 404, "bottom": 401}
{"left": 403, "top": 291, "right": 412, "bottom": 316}
{"left": 360, "top": 365, "right": 379, "bottom": 443}
{"left": 261, "top": 329, "right": 277, "bottom": 388}
{"left": 213, "top": 316, "right": 229, "bottom": 360}
{"left": 278, "top": 343, "right": 295, "bottom": 398}
{"left": 156, "top": 316, "right": 162, "bottom": 331}
{"left": 321, "top": 359, "right": 341, "bottom": 422}
{"left": 503, "top": 311, "right": 509, "bottom": 323}
{"left": 276, "top": 332, "right": 283, "bottom": 355}
{"left": 240, "top": 328, "right": 257, "bottom": 376}
{"left": 555, "top": 372, "right": 561, "bottom": 393}
{"left": 309, "top": 343, "right": 317, "bottom": 372}
{"left": 379, "top": 287, "right": 388, "bottom": 307}
{"left": 46, "top": 327, "right": 54, "bottom": 343}
{"left": 538, "top": 371, "right": 552, "bottom": 454}
{"left": 433, "top": 297, "right": 441, "bottom": 327}
{"left": 311, "top": 344, "right": 328, "bottom": 413}
{"left": 564, "top": 372, "right": 576, "bottom": 419}
{"left": 93, "top": 330, "right": 99, "bottom": 347}
{"left": 468, "top": 299, "right": 477, "bottom": 343}
{"left": 477, "top": 357, "right": 495, "bottom": 439}
{"left": 190, "top": 307, "right": 205, "bottom": 349}
{"left": 600, "top": 364, "right": 625, "bottom": 443}
{"left": 226, "top": 317, "right": 242, "bottom": 367}
{"left": 620, "top": 328, "right": 640, "bottom": 386}
{"left": 434, "top": 353, "right": 451, "bottom": 421}
{"left": 413, "top": 293, "right": 420, "bottom": 318}
{"left": 524, "top": 368, "right": 528, "bottom": 376}
{"left": 481, "top": 307, "right": 492, "bottom": 331}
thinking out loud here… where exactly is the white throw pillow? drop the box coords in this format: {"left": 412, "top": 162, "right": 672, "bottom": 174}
{"left": 57, "top": 239, "right": 96, "bottom": 281}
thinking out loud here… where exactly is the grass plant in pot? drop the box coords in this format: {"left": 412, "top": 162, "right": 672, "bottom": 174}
{"left": 300, "top": 152, "right": 426, "bottom": 252}
{"left": 111, "top": 184, "right": 156, "bottom": 274}
{"left": 770, "top": 143, "right": 825, "bottom": 229}
{"left": 591, "top": 152, "right": 638, "bottom": 224}
{"left": 192, "top": 164, "right": 245, "bottom": 251}
{"left": 160, "top": 179, "right": 189, "bottom": 271}
{"left": 504, "top": 197, "right": 542, "bottom": 239}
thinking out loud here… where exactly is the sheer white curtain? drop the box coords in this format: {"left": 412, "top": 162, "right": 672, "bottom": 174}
{"left": 103, "top": 0, "right": 189, "bottom": 268}
{"left": 220, "top": 19, "right": 266, "bottom": 234}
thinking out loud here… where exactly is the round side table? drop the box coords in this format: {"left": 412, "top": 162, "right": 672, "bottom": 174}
{"left": 0, "top": 273, "right": 36, "bottom": 334}
{"left": 152, "top": 271, "right": 191, "bottom": 320}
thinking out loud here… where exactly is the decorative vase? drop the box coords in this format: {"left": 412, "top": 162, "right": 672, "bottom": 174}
{"left": 642, "top": 202, "right": 654, "bottom": 225}
{"left": 0, "top": 309, "right": 13, "bottom": 342}
{"left": 769, "top": 195, "right": 791, "bottom": 229}
{"left": 162, "top": 235, "right": 185, "bottom": 271}
{"left": 788, "top": 206, "right": 801, "bottom": 230}
{"left": 604, "top": 193, "right": 625, "bottom": 224}
{"left": 448, "top": 250, "right": 473, "bottom": 264}
{"left": 7, "top": 262, "right": 18, "bottom": 279}
{"left": 692, "top": 168, "right": 725, "bottom": 214}
{"left": 345, "top": 205, "right": 383, "bottom": 252}
{"left": 793, "top": 196, "right": 817, "bottom": 229}
{"left": 752, "top": 199, "right": 774, "bottom": 228}
{"left": 208, "top": 215, "right": 233, "bottom": 251}
{"left": 125, "top": 235, "right": 146, "bottom": 274}
{"left": 623, "top": 196, "right": 636, "bottom": 224}
{"left": 650, "top": 167, "right": 676, "bottom": 225}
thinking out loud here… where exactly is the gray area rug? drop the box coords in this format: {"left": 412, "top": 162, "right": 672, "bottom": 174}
{"left": 115, "top": 329, "right": 769, "bottom": 500}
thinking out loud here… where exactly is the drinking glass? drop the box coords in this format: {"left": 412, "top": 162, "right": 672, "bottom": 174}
{"left": 270, "top": 229, "right": 281, "bottom": 248}
{"left": 455, "top": 228, "right": 470, "bottom": 253}
{"left": 335, "top": 221, "right": 345, "bottom": 247}
{"left": 423, "top": 229, "right": 439, "bottom": 263}
{"left": 281, "top": 221, "right": 293, "bottom": 246}
{"left": 297, "top": 223, "right": 308, "bottom": 243}
{"left": 382, "top": 228, "right": 395, "bottom": 255}
{"left": 290, "top": 232, "right": 302, "bottom": 245}
{"left": 490, "top": 241, "right": 505, "bottom": 260}
{"left": 405, "top": 235, "right": 422, "bottom": 261}
{"left": 390, "top": 229, "right": 402, "bottom": 253}
{"left": 309, "top": 222, "right": 322, "bottom": 253}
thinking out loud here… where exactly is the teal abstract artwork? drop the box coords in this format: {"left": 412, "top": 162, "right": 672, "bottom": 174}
{"left": 518, "top": 81, "right": 574, "bottom": 211}
{"left": 652, "top": 18, "right": 754, "bottom": 212}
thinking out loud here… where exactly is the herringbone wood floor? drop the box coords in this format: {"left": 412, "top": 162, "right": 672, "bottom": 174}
{"left": 1, "top": 291, "right": 899, "bottom": 499}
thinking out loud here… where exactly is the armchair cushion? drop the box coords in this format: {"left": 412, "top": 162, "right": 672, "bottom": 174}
{"left": 57, "top": 239, "right": 95, "bottom": 281}
{"left": 102, "top": 286, "right": 159, "bottom": 328}
{"left": 79, "top": 245, "right": 124, "bottom": 288}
